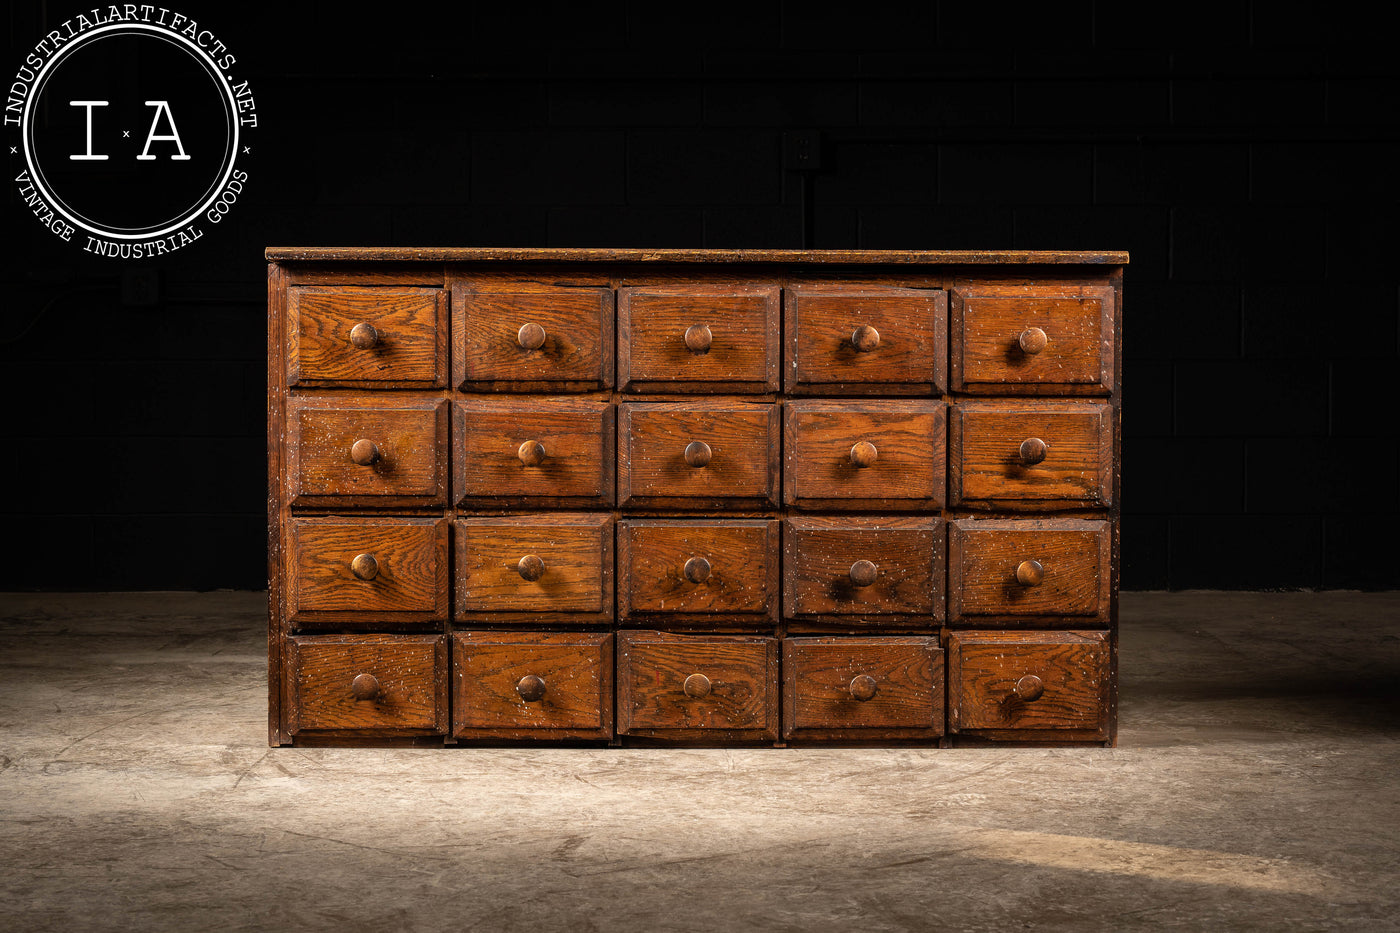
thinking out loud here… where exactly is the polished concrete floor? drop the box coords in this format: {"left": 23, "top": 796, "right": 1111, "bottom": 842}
{"left": 1, "top": 591, "right": 1397, "bottom": 932}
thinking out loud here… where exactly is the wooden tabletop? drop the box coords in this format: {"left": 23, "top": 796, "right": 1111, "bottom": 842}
{"left": 265, "top": 247, "right": 1129, "bottom": 265}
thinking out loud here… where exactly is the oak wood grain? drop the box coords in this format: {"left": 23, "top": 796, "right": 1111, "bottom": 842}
{"left": 618, "top": 519, "right": 779, "bottom": 624}
{"left": 287, "top": 286, "right": 447, "bottom": 387}
{"left": 783, "top": 515, "right": 944, "bottom": 626}
{"left": 453, "top": 398, "right": 615, "bottom": 507}
{"left": 784, "top": 400, "right": 945, "bottom": 510}
{"left": 287, "top": 517, "right": 448, "bottom": 627}
{"left": 618, "top": 401, "right": 780, "bottom": 509}
{"left": 948, "top": 630, "right": 1110, "bottom": 738}
{"left": 783, "top": 636, "right": 944, "bottom": 741}
{"left": 454, "top": 513, "right": 613, "bottom": 623}
{"left": 287, "top": 634, "right": 447, "bottom": 736}
{"left": 452, "top": 632, "right": 613, "bottom": 741}
{"left": 786, "top": 287, "right": 947, "bottom": 394}
{"left": 618, "top": 285, "right": 780, "bottom": 393}
{"left": 287, "top": 396, "right": 448, "bottom": 508}
{"left": 948, "top": 518, "right": 1111, "bottom": 624}
{"left": 617, "top": 631, "right": 778, "bottom": 742}
{"left": 950, "top": 400, "right": 1112, "bottom": 508}
{"left": 452, "top": 282, "right": 613, "bottom": 390}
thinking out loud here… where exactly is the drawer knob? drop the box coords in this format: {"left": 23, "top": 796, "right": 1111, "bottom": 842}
{"left": 849, "top": 440, "right": 879, "bottom": 468}
{"left": 851, "top": 324, "right": 881, "bottom": 352}
{"left": 349, "top": 322, "right": 379, "bottom": 349}
{"left": 683, "top": 673, "right": 712, "bottom": 698}
{"left": 849, "top": 559, "right": 879, "bottom": 588}
{"left": 684, "top": 440, "right": 713, "bottom": 467}
{"left": 849, "top": 674, "right": 879, "bottom": 701}
{"left": 1016, "top": 559, "right": 1044, "bottom": 587}
{"left": 1014, "top": 674, "right": 1045, "bottom": 702}
{"left": 516, "top": 674, "right": 548, "bottom": 703}
{"left": 1018, "top": 437, "right": 1048, "bottom": 465}
{"left": 350, "top": 553, "right": 379, "bottom": 581}
{"left": 1018, "top": 326, "right": 1048, "bottom": 355}
{"left": 349, "top": 439, "right": 381, "bottom": 466}
{"left": 350, "top": 673, "right": 381, "bottom": 701}
{"left": 684, "top": 324, "right": 713, "bottom": 354}
{"left": 683, "top": 556, "right": 712, "bottom": 584}
{"left": 517, "top": 321, "right": 547, "bottom": 350}
{"left": 517, "top": 439, "right": 547, "bottom": 466}
{"left": 517, "top": 554, "right": 546, "bottom": 581}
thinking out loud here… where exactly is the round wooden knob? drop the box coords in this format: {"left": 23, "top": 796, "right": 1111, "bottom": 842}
{"left": 516, "top": 674, "right": 547, "bottom": 703}
{"left": 849, "top": 674, "right": 879, "bottom": 701}
{"left": 684, "top": 556, "right": 711, "bottom": 584}
{"left": 684, "top": 440, "right": 712, "bottom": 467}
{"left": 517, "top": 440, "right": 547, "bottom": 466}
{"left": 1019, "top": 437, "right": 1048, "bottom": 465}
{"left": 517, "top": 321, "right": 547, "bottom": 350}
{"left": 350, "top": 673, "right": 380, "bottom": 701}
{"left": 850, "top": 440, "right": 878, "bottom": 468}
{"left": 1014, "top": 674, "right": 1045, "bottom": 702}
{"left": 1016, "top": 559, "right": 1044, "bottom": 587}
{"left": 851, "top": 324, "right": 880, "bottom": 352}
{"left": 849, "top": 559, "right": 878, "bottom": 588}
{"left": 349, "top": 322, "right": 379, "bottom": 349}
{"left": 683, "top": 673, "right": 712, "bottom": 698}
{"left": 350, "top": 553, "right": 379, "bottom": 581}
{"left": 1018, "top": 326, "right": 1047, "bottom": 355}
{"left": 684, "top": 324, "right": 712, "bottom": 354}
{"left": 349, "top": 439, "right": 380, "bottom": 466}
{"left": 517, "top": 554, "right": 546, "bottom": 581}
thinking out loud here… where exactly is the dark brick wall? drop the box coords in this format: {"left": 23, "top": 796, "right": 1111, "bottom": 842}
{"left": 3, "top": 2, "right": 1395, "bottom": 590}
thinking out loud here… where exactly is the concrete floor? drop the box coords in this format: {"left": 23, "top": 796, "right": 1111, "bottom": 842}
{"left": 1, "top": 592, "right": 1397, "bottom": 932}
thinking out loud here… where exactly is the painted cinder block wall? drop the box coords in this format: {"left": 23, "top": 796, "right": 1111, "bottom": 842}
{"left": 3, "top": 2, "right": 1394, "bottom": 590}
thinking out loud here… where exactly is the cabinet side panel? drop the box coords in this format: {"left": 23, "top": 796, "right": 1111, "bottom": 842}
{"left": 268, "top": 262, "right": 288, "bottom": 745}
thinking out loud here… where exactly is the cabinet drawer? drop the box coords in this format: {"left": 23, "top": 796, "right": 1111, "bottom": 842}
{"left": 287, "top": 517, "right": 448, "bottom": 628}
{"left": 287, "top": 396, "right": 448, "bottom": 508}
{"left": 452, "top": 283, "right": 613, "bottom": 390}
{"left": 618, "top": 402, "right": 780, "bottom": 509}
{"left": 784, "top": 400, "right": 945, "bottom": 510}
{"left": 783, "top": 516, "right": 944, "bottom": 627}
{"left": 948, "top": 631, "right": 1110, "bottom": 740}
{"left": 950, "top": 400, "right": 1112, "bottom": 508}
{"left": 951, "top": 283, "right": 1114, "bottom": 394}
{"left": 786, "top": 287, "right": 947, "bottom": 394}
{"left": 783, "top": 637, "right": 944, "bottom": 741}
{"left": 286, "top": 634, "right": 447, "bottom": 736}
{"left": 618, "top": 519, "right": 779, "bottom": 626}
{"left": 618, "top": 285, "right": 780, "bottom": 393}
{"left": 617, "top": 631, "right": 778, "bottom": 742}
{"left": 453, "top": 398, "right": 614, "bottom": 508}
{"left": 949, "top": 519, "right": 1111, "bottom": 624}
{"left": 287, "top": 286, "right": 447, "bottom": 387}
{"left": 454, "top": 514, "right": 613, "bottom": 623}
{"left": 452, "top": 632, "right": 613, "bottom": 741}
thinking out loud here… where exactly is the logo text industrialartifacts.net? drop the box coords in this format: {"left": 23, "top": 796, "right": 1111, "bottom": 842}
{"left": 8, "top": 6, "right": 257, "bottom": 258}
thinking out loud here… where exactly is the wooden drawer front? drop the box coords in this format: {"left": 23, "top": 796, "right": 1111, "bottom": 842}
{"left": 617, "top": 631, "right": 778, "bottom": 741}
{"left": 783, "top": 637, "right": 945, "bottom": 741}
{"left": 949, "top": 519, "right": 1111, "bottom": 624}
{"left": 618, "top": 285, "right": 780, "bottom": 393}
{"left": 786, "top": 287, "right": 947, "bottom": 394}
{"left": 784, "top": 516, "right": 944, "bottom": 626}
{"left": 287, "top": 286, "right": 447, "bottom": 387}
{"left": 948, "top": 631, "right": 1110, "bottom": 740}
{"left": 452, "top": 283, "right": 613, "bottom": 390}
{"left": 453, "top": 399, "right": 614, "bottom": 507}
{"left": 951, "top": 400, "right": 1112, "bottom": 508}
{"left": 785, "top": 400, "right": 945, "bottom": 510}
{"left": 618, "top": 520, "right": 779, "bottom": 625}
{"left": 951, "top": 284, "right": 1114, "bottom": 394}
{"left": 288, "top": 397, "right": 448, "bottom": 508}
{"left": 618, "top": 402, "right": 779, "bottom": 509}
{"left": 287, "top": 635, "right": 447, "bottom": 736}
{"left": 288, "top": 517, "right": 448, "bottom": 627}
{"left": 452, "top": 632, "right": 613, "bottom": 741}
{"left": 454, "top": 514, "right": 613, "bottom": 622}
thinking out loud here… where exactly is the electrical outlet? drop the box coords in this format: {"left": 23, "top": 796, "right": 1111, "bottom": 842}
{"left": 121, "top": 269, "right": 161, "bottom": 306}
{"left": 783, "top": 130, "right": 822, "bottom": 171}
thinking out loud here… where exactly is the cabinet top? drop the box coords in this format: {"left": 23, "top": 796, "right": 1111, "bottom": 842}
{"left": 264, "top": 247, "right": 1128, "bottom": 265}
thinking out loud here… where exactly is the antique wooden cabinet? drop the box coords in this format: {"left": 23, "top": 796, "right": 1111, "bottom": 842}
{"left": 267, "top": 248, "right": 1125, "bottom": 747}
